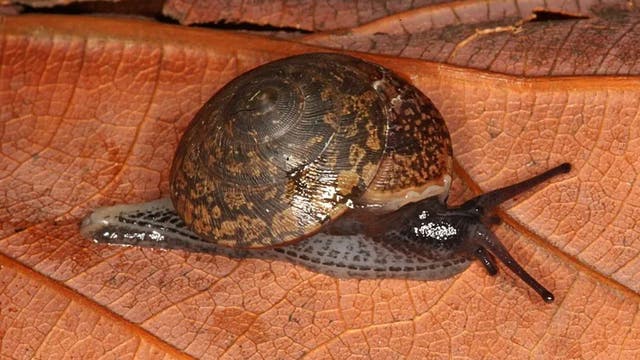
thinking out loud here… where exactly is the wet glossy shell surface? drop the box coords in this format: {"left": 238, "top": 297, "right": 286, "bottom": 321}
{"left": 170, "top": 53, "right": 451, "bottom": 248}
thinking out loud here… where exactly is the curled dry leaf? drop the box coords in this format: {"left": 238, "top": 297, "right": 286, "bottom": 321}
{"left": 162, "top": 0, "right": 445, "bottom": 30}
{"left": 302, "top": 0, "right": 640, "bottom": 76}
{"left": 1, "top": 13, "right": 639, "bottom": 360}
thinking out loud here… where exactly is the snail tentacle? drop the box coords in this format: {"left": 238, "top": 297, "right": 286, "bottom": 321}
{"left": 79, "top": 53, "right": 571, "bottom": 303}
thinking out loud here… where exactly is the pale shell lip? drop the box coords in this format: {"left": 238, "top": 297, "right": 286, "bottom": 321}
{"left": 358, "top": 174, "right": 452, "bottom": 212}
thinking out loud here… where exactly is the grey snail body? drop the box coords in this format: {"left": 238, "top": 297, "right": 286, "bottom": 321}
{"left": 81, "top": 53, "right": 571, "bottom": 303}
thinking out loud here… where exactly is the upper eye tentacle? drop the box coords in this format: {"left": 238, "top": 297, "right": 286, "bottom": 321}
{"left": 460, "top": 163, "right": 570, "bottom": 213}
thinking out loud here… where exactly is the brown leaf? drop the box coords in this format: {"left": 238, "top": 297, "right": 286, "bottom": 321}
{"left": 162, "top": 0, "right": 444, "bottom": 31}
{"left": 302, "top": 0, "right": 640, "bottom": 76}
{"left": 1, "top": 13, "right": 639, "bottom": 359}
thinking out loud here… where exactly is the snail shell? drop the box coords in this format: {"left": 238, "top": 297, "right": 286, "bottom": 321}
{"left": 169, "top": 53, "right": 452, "bottom": 248}
{"left": 81, "top": 53, "right": 571, "bottom": 303}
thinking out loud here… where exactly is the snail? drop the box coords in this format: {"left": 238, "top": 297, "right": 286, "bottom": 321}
{"left": 81, "top": 53, "right": 570, "bottom": 303}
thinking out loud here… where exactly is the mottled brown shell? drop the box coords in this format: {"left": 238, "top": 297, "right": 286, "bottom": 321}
{"left": 170, "top": 53, "right": 452, "bottom": 248}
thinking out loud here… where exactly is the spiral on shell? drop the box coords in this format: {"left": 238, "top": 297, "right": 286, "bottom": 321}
{"left": 170, "top": 53, "right": 452, "bottom": 248}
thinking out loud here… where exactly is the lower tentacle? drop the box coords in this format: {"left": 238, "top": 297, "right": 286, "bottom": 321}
{"left": 471, "top": 224, "right": 554, "bottom": 303}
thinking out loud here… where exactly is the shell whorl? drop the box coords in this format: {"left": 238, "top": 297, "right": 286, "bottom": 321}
{"left": 170, "top": 53, "right": 452, "bottom": 248}
{"left": 171, "top": 53, "right": 388, "bottom": 248}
